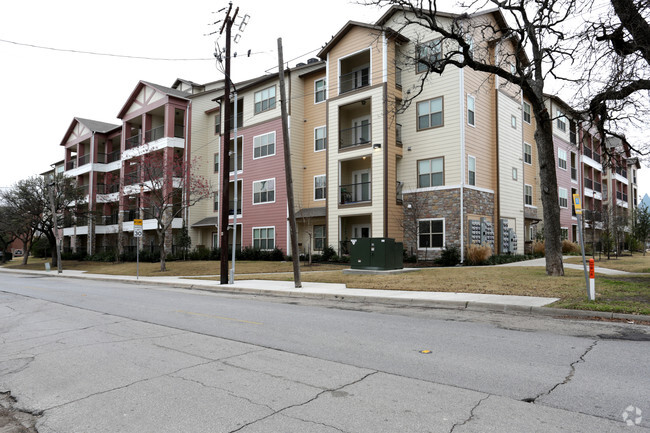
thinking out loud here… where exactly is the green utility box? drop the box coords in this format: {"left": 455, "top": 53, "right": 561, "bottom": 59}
{"left": 350, "top": 237, "right": 404, "bottom": 270}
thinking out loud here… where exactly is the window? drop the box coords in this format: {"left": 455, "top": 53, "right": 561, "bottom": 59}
{"left": 416, "top": 38, "right": 442, "bottom": 73}
{"left": 559, "top": 187, "right": 568, "bottom": 208}
{"left": 529, "top": 225, "right": 536, "bottom": 242}
{"left": 213, "top": 153, "right": 219, "bottom": 173}
{"left": 314, "top": 175, "right": 326, "bottom": 200}
{"left": 253, "top": 227, "right": 275, "bottom": 250}
{"left": 556, "top": 109, "right": 566, "bottom": 132}
{"left": 314, "top": 126, "right": 326, "bottom": 152}
{"left": 314, "top": 79, "right": 326, "bottom": 103}
{"left": 418, "top": 157, "right": 444, "bottom": 188}
{"left": 524, "top": 143, "right": 532, "bottom": 165}
{"left": 417, "top": 97, "right": 443, "bottom": 130}
{"left": 558, "top": 148, "right": 567, "bottom": 170}
{"left": 213, "top": 192, "right": 219, "bottom": 212}
{"left": 523, "top": 102, "right": 531, "bottom": 124}
{"left": 510, "top": 63, "right": 517, "bottom": 75}
{"left": 214, "top": 113, "right": 221, "bottom": 134}
{"left": 418, "top": 219, "right": 444, "bottom": 249}
{"left": 314, "top": 225, "right": 326, "bottom": 251}
{"left": 467, "top": 95, "right": 475, "bottom": 126}
{"left": 466, "top": 37, "right": 474, "bottom": 59}
{"left": 253, "top": 132, "right": 275, "bottom": 159}
{"left": 468, "top": 156, "right": 476, "bottom": 186}
{"left": 512, "top": 167, "right": 518, "bottom": 180}
{"left": 525, "top": 184, "right": 533, "bottom": 206}
{"left": 254, "top": 86, "right": 276, "bottom": 114}
{"left": 511, "top": 115, "right": 517, "bottom": 129}
{"left": 253, "top": 179, "right": 275, "bottom": 204}
{"left": 560, "top": 227, "right": 569, "bottom": 241}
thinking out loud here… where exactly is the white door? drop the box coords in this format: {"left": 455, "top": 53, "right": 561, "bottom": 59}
{"left": 352, "top": 116, "right": 370, "bottom": 145}
{"left": 352, "top": 224, "right": 370, "bottom": 239}
{"left": 351, "top": 169, "right": 370, "bottom": 202}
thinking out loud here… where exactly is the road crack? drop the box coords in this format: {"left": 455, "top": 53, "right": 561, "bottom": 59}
{"left": 226, "top": 371, "right": 378, "bottom": 433}
{"left": 525, "top": 340, "right": 598, "bottom": 403}
{"left": 450, "top": 395, "right": 490, "bottom": 433}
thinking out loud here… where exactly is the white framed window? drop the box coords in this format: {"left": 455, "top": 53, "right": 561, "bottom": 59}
{"left": 254, "top": 86, "right": 276, "bottom": 114}
{"left": 468, "top": 155, "right": 476, "bottom": 186}
{"left": 253, "top": 178, "right": 275, "bottom": 204}
{"left": 253, "top": 131, "right": 275, "bottom": 159}
{"left": 556, "top": 109, "right": 566, "bottom": 132}
{"left": 467, "top": 95, "right": 475, "bottom": 126}
{"left": 314, "top": 79, "right": 326, "bottom": 103}
{"left": 510, "top": 63, "right": 517, "bottom": 75}
{"left": 466, "top": 36, "right": 474, "bottom": 59}
{"left": 213, "top": 192, "right": 219, "bottom": 212}
{"left": 314, "top": 175, "right": 326, "bottom": 201}
{"left": 418, "top": 157, "right": 444, "bottom": 188}
{"left": 213, "top": 153, "right": 219, "bottom": 173}
{"left": 214, "top": 113, "right": 221, "bottom": 134}
{"left": 524, "top": 143, "right": 532, "bottom": 165}
{"left": 417, "top": 97, "right": 443, "bottom": 130}
{"left": 512, "top": 167, "right": 518, "bottom": 180}
{"left": 528, "top": 225, "right": 536, "bottom": 242}
{"left": 525, "top": 184, "right": 533, "bottom": 206}
{"left": 511, "top": 115, "right": 517, "bottom": 129}
{"left": 314, "top": 225, "right": 326, "bottom": 251}
{"left": 559, "top": 187, "right": 568, "bottom": 208}
{"left": 314, "top": 126, "right": 326, "bottom": 152}
{"left": 558, "top": 148, "right": 567, "bottom": 170}
{"left": 416, "top": 38, "right": 442, "bottom": 73}
{"left": 253, "top": 227, "right": 275, "bottom": 250}
{"left": 523, "top": 102, "right": 531, "bottom": 124}
{"left": 418, "top": 218, "right": 444, "bottom": 249}
{"left": 560, "top": 227, "right": 569, "bottom": 241}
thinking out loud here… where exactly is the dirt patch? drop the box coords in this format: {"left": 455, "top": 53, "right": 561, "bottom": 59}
{"left": 0, "top": 392, "right": 39, "bottom": 433}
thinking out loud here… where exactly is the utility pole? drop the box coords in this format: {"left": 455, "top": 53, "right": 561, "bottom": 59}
{"left": 48, "top": 180, "right": 62, "bottom": 274}
{"left": 218, "top": 3, "right": 238, "bottom": 284}
{"left": 277, "top": 37, "right": 301, "bottom": 288}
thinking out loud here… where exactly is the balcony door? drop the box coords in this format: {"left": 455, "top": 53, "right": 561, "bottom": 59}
{"left": 352, "top": 224, "right": 370, "bottom": 239}
{"left": 352, "top": 169, "right": 370, "bottom": 202}
{"left": 352, "top": 116, "right": 370, "bottom": 145}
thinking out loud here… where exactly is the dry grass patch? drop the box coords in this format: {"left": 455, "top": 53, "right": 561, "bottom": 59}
{"left": 565, "top": 254, "right": 650, "bottom": 273}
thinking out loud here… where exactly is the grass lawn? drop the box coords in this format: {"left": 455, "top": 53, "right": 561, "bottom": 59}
{"left": 3, "top": 257, "right": 648, "bottom": 315}
{"left": 565, "top": 253, "right": 650, "bottom": 273}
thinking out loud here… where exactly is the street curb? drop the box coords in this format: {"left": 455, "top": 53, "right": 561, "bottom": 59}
{"left": 2, "top": 268, "right": 650, "bottom": 323}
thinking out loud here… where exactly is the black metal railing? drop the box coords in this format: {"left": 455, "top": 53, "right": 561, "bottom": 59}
{"left": 583, "top": 147, "right": 592, "bottom": 159}
{"left": 339, "top": 182, "right": 371, "bottom": 204}
{"left": 96, "top": 213, "right": 119, "bottom": 225}
{"left": 616, "top": 191, "right": 622, "bottom": 200}
{"left": 66, "top": 160, "right": 77, "bottom": 170}
{"left": 585, "top": 178, "right": 593, "bottom": 189}
{"left": 339, "top": 67, "right": 370, "bottom": 94}
{"left": 125, "top": 134, "right": 141, "bottom": 150}
{"left": 593, "top": 152, "right": 601, "bottom": 163}
{"left": 144, "top": 125, "right": 164, "bottom": 143}
{"left": 339, "top": 123, "right": 372, "bottom": 149}
{"left": 96, "top": 153, "right": 107, "bottom": 164}
{"left": 594, "top": 181, "right": 602, "bottom": 193}
{"left": 96, "top": 184, "right": 120, "bottom": 194}
{"left": 78, "top": 154, "right": 90, "bottom": 166}
{"left": 107, "top": 149, "right": 121, "bottom": 163}
{"left": 174, "top": 124, "right": 185, "bottom": 138}
{"left": 124, "top": 172, "right": 139, "bottom": 185}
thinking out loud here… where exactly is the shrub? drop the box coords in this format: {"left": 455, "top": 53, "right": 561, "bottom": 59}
{"left": 532, "top": 240, "right": 545, "bottom": 256}
{"left": 466, "top": 244, "right": 492, "bottom": 266}
{"left": 322, "top": 245, "right": 336, "bottom": 262}
{"left": 561, "top": 240, "right": 580, "bottom": 254}
{"left": 435, "top": 245, "right": 461, "bottom": 266}
{"left": 89, "top": 251, "right": 116, "bottom": 262}
{"left": 486, "top": 254, "right": 536, "bottom": 265}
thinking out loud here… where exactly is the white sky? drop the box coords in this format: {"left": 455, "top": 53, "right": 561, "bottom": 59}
{"left": 1, "top": 0, "right": 648, "bottom": 200}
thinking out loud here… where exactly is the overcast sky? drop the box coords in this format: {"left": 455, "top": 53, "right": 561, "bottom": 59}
{"left": 1, "top": 0, "right": 648, "bottom": 199}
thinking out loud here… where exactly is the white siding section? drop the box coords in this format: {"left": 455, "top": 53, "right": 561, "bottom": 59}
{"left": 497, "top": 91, "right": 524, "bottom": 254}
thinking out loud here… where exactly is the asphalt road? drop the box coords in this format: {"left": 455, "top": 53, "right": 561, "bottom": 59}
{"left": 1, "top": 272, "right": 648, "bottom": 432}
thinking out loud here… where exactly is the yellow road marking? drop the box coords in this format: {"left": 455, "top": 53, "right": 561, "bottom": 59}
{"left": 176, "top": 310, "right": 262, "bottom": 325}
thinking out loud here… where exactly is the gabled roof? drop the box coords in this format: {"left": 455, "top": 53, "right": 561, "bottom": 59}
{"left": 317, "top": 21, "right": 409, "bottom": 59}
{"left": 59, "top": 117, "right": 120, "bottom": 146}
{"left": 117, "top": 80, "right": 190, "bottom": 119}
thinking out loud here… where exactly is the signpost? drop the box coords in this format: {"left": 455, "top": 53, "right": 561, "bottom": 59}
{"left": 134, "top": 219, "right": 143, "bottom": 280}
{"left": 573, "top": 194, "right": 593, "bottom": 300}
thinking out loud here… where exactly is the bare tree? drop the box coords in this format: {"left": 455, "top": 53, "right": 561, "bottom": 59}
{"left": 135, "top": 147, "right": 211, "bottom": 272}
{"left": 366, "top": 1, "right": 584, "bottom": 275}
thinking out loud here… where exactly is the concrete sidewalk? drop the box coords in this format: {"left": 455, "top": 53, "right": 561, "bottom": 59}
{"left": 2, "top": 264, "right": 649, "bottom": 322}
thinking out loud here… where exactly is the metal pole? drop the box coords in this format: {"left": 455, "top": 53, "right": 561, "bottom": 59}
{"left": 137, "top": 243, "right": 139, "bottom": 280}
{"left": 49, "top": 182, "right": 62, "bottom": 274}
{"left": 577, "top": 213, "right": 589, "bottom": 296}
{"left": 230, "top": 91, "right": 238, "bottom": 284}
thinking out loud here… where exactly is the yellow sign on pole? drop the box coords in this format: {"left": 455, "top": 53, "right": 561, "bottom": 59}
{"left": 572, "top": 194, "right": 582, "bottom": 215}
{"left": 134, "top": 219, "right": 143, "bottom": 226}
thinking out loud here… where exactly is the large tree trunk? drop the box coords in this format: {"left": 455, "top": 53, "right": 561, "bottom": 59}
{"left": 45, "top": 232, "right": 58, "bottom": 268}
{"left": 158, "top": 231, "right": 167, "bottom": 272}
{"left": 534, "top": 111, "right": 564, "bottom": 276}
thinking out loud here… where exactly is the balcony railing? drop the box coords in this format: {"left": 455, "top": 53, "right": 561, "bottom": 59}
{"left": 616, "top": 167, "right": 628, "bottom": 178}
{"left": 107, "top": 149, "right": 121, "bottom": 163}
{"left": 174, "top": 124, "right": 185, "bottom": 138}
{"left": 340, "top": 182, "right": 371, "bottom": 204}
{"left": 584, "top": 178, "right": 593, "bottom": 190}
{"left": 124, "top": 172, "right": 139, "bottom": 185}
{"left": 623, "top": 193, "right": 628, "bottom": 202}
{"left": 571, "top": 167, "right": 577, "bottom": 181}
{"left": 144, "top": 125, "right": 164, "bottom": 143}
{"left": 594, "top": 181, "right": 602, "bottom": 193}
{"left": 584, "top": 147, "right": 592, "bottom": 159}
{"left": 96, "top": 153, "right": 107, "bottom": 164}
{"left": 78, "top": 154, "right": 90, "bottom": 166}
{"left": 339, "top": 123, "right": 372, "bottom": 149}
{"left": 616, "top": 191, "right": 622, "bottom": 200}
{"left": 339, "top": 67, "right": 370, "bottom": 94}
{"left": 593, "top": 152, "right": 601, "bottom": 163}
{"left": 125, "top": 134, "right": 141, "bottom": 150}
{"left": 96, "top": 184, "right": 120, "bottom": 194}
{"left": 78, "top": 185, "right": 89, "bottom": 197}
{"left": 66, "top": 160, "right": 77, "bottom": 171}
{"left": 96, "top": 213, "right": 119, "bottom": 226}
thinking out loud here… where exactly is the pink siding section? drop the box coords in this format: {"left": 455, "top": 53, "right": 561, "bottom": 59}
{"left": 230, "top": 117, "right": 288, "bottom": 253}
{"left": 553, "top": 135, "right": 577, "bottom": 241}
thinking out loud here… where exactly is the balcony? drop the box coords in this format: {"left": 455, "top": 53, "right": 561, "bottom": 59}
{"left": 593, "top": 181, "right": 602, "bottom": 193}
{"left": 340, "top": 68, "right": 370, "bottom": 94}
{"left": 124, "top": 172, "right": 139, "bottom": 186}
{"left": 339, "top": 123, "right": 371, "bottom": 150}
{"left": 228, "top": 200, "right": 242, "bottom": 216}
{"left": 584, "top": 178, "right": 593, "bottom": 190}
{"left": 107, "top": 149, "right": 121, "bottom": 163}
{"left": 174, "top": 124, "right": 185, "bottom": 138}
{"left": 584, "top": 147, "right": 592, "bottom": 159}
{"left": 78, "top": 184, "right": 89, "bottom": 197}
{"left": 96, "top": 183, "right": 120, "bottom": 194}
{"left": 66, "top": 160, "right": 77, "bottom": 171}
{"left": 145, "top": 125, "right": 164, "bottom": 143}
{"left": 78, "top": 154, "right": 90, "bottom": 167}
{"left": 593, "top": 152, "right": 601, "bottom": 163}
{"left": 571, "top": 167, "right": 577, "bottom": 181}
{"left": 340, "top": 181, "right": 371, "bottom": 205}
{"left": 96, "top": 213, "right": 119, "bottom": 226}
{"left": 125, "top": 134, "right": 142, "bottom": 150}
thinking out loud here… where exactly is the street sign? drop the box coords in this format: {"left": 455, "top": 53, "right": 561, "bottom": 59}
{"left": 133, "top": 219, "right": 143, "bottom": 226}
{"left": 134, "top": 227, "right": 143, "bottom": 238}
{"left": 572, "top": 194, "right": 582, "bottom": 215}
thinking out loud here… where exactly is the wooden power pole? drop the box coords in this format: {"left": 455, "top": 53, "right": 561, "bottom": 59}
{"left": 277, "top": 38, "right": 301, "bottom": 288}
